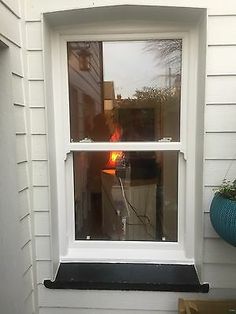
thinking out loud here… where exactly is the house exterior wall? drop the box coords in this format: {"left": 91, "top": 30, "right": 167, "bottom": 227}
{"left": 0, "top": 1, "right": 37, "bottom": 313}
{"left": 1, "top": 0, "right": 236, "bottom": 313}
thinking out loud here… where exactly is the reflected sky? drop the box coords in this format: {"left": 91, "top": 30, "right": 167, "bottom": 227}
{"left": 103, "top": 41, "right": 166, "bottom": 98}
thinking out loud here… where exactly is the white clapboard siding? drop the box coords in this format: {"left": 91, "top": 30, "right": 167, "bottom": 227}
{"left": 35, "top": 236, "right": 51, "bottom": 260}
{"left": 39, "top": 309, "right": 177, "bottom": 314}
{"left": 22, "top": 241, "right": 33, "bottom": 274}
{"left": 204, "top": 239, "right": 236, "bottom": 264}
{"left": 207, "top": 46, "right": 236, "bottom": 75}
{"left": 24, "top": 290, "right": 35, "bottom": 314}
{"left": 26, "top": 21, "right": 42, "bottom": 50}
{"left": 204, "top": 160, "right": 236, "bottom": 186}
{"left": 0, "top": 2, "right": 20, "bottom": 45}
{"left": 204, "top": 213, "right": 218, "bottom": 238}
{"left": 208, "top": 15, "right": 236, "bottom": 46}
{"left": 34, "top": 212, "right": 50, "bottom": 235}
{"left": 19, "top": 187, "right": 30, "bottom": 218}
{"left": 14, "top": 105, "right": 26, "bottom": 134}
{"left": 203, "top": 186, "right": 215, "bottom": 213}
{"left": 205, "top": 105, "right": 236, "bottom": 132}
{"left": 30, "top": 108, "right": 46, "bottom": 134}
{"left": 1, "top": 0, "right": 20, "bottom": 17}
{"left": 29, "top": 80, "right": 45, "bottom": 107}
{"left": 23, "top": 267, "right": 34, "bottom": 301}
{"left": 16, "top": 134, "right": 28, "bottom": 163}
{"left": 32, "top": 161, "right": 49, "bottom": 186}
{"left": 206, "top": 77, "right": 236, "bottom": 104}
{"left": 205, "top": 133, "right": 236, "bottom": 159}
{"left": 36, "top": 261, "right": 52, "bottom": 284}
{"left": 20, "top": 215, "right": 32, "bottom": 247}
{"left": 12, "top": 74, "right": 24, "bottom": 104}
{"left": 31, "top": 135, "right": 47, "bottom": 160}
{"left": 203, "top": 264, "right": 236, "bottom": 289}
{"left": 10, "top": 45, "right": 23, "bottom": 76}
{"left": 27, "top": 50, "right": 44, "bottom": 79}
{"left": 17, "top": 161, "right": 29, "bottom": 191}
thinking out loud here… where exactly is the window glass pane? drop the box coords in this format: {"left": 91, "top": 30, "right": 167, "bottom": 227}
{"left": 74, "top": 151, "right": 178, "bottom": 242}
{"left": 67, "top": 40, "right": 182, "bottom": 142}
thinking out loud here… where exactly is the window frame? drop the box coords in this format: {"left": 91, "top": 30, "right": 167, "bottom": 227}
{"left": 51, "top": 30, "right": 198, "bottom": 264}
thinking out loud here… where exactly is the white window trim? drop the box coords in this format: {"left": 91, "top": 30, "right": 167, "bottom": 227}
{"left": 51, "top": 30, "right": 198, "bottom": 265}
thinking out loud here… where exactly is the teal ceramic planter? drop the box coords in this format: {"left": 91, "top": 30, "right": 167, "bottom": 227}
{"left": 210, "top": 194, "right": 236, "bottom": 247}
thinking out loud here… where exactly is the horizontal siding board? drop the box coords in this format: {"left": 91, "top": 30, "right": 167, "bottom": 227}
{"left": 0, "top": 2, "right": 20, "bottom": 46}
{"left": 27, "top": 51, "right": 43, "bottom": 79}
{"left": 205, "top": 105, "right": 236, "bottom": 132}
{"left": 36, "top": 261, "right": 51, "bottom": 284}
{"left": 38, "top": 285, "right": 236, "bottom": 311}
{"left": 29, "top": 80, "right": 45, "bottom": 107}
{"left": 17, "top": 162, "right": 29, "bottom": 191}
{"left": 12, "top": 74, "right": 24, "bottom": 104}
{"left": 206, "top": 77, "right": 236, "bottom": 104}
{"left": 33, "top": 187, "right": 50, "bottom": 211}
{"left": 205, "top": 133, "right": 236, "bottom": 159}
{"left": 1, "top": 0, "right": 20, "bottom": 17}
{"left": 35, "top": 236, "right": 51, "bottom": 260}
{"left": 22, "top": 241, "right": 33, "bottom": 274}
{"left": 32, "top": 161, "right": 49, "bottom": 186}
{"left": 14, "top": 105, "right": 26, "bottom": 134}
{"left": 203, "top": 264, "right": 236, "bottom": 289}
{"left": 26, "top": 21, "right": 42, "bottom": 50}
{"left": 30, "top": 108, "right": 46, "bottom": 134}
{"left": 39, "top": 308, "right": 176, "bottom": 314}
{"left": 16, "top": 134, "right": 28, "bottom": 163}
{"left": 207, "top": 46, "right": 236, "bottom": 75}
{"left": 19, "top": 188, "right": 30, "bottom": 218}
{"left": 34, "top": 212, "right": 50, "bottom": 235}
{"left": 32, "top": 135, "right": 48, "bottom": 160}
{"left": 203, "top": 186, "right": 215, "bottom": 213}
{"left": 204, "top": 238, "right": 236, "bottom": 264}
{"left": 20, "top": 215, "right": 32, "bottom": 247}
{"left": 208, "top": 16, "right": 236, "bottom": 45}
{"left": 204, "top": 160, "right": 236, "bottom": 186}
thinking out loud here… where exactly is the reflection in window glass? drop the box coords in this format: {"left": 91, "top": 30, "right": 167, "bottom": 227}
{"left": 74, "top": 151, "right": 178, "bottom": 242}
{"left": 67, "top": 40, "right": 182, "bottom": 142}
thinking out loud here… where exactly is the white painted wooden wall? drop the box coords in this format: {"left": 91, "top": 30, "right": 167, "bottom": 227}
{"left": 0, "top": 0, "right": 37, "bottom": 314}
{"left": 1, "top": 0, "right": 236, "bottom": 314}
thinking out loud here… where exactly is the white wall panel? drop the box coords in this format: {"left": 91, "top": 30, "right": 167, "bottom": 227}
{"left": 204, "top": 160, "right": 236, "bottom": 186}
{"left": 10, "top": 45, "right": 22, "bottom": 76}
{"left": 1, "top": 0, "right": 20, "bottom": 17}
{"left": 207, "top": 46, "right": 236, "bottom": 75}
{"left": 17, "top": 162, "right": 29, "bottom": 191}
{"left": 204, "top": 239, "right": 236, "bottom": 264}
{"left": 203, "top": 186, "right": 215, "bottom": 212}
{"left": 24, "top": 291, "right": 35, "bottom": 314}
{"left": 23, "top": 268, "right": 34, "bottom": 300}
{"left": 203, "top": 264, "right": 236, "bottom": 289}
{"left": 39, "top": 308, "right": 176, "bottom": 314}
{"left": 34, "top": 212, "right": 50, "bottom": 235}
{"left": 32, "top": 135, "right": 47, "bottom": 160}
{"left": 19, "top": 188, "right": 30, "bottom": 218}
{"left": 26, "top": 22, "right": 42, "bottom": 50}
{"left": 29, "top": 80, "right": 45, "bottom": 107}
{"left": 36, "top": 261, "right": 51, "bottom": 284}
{"left": 208, "top": 16, "right": 236, "bottom": 46}
{"left": 27, "top": 51, "right": 43, "bottom": 79}
{"left": 30, "top": 108, "right": 46, "bottom": 134}
{"left": 206, "top": 77, "right": 236, "bottom": 104}
{"left": 32, "top": 161, "right": 49, "bottom": 186}
{"left": 12, "top": 74, "right": 24, "bottom": 104}
{"left": 16, "top": 134, "right": 28, "bottom": 163}
{"left": 205, "top": 133, "right": 236, "bottom": 159}
{"left": 35, "top": 237, "right": 51, "bottom": 260}
{"left": 20, "top": 215, "right": 31, "bottom": 247}
{"left": 205, "top": 105, "right": 236, "bottom": 132}
{"left": 14, "top": 105, "right": 26, "bottom": 134}
{"left": 0, "top": 2, "right": 20, "bottom": 45}
{"left": 204, "top": 213, "right": 218, "bottom": 239}
{"left": 33, "top": 187, "right": 50, "bottom": 210}
{"left": 22, "top": 241, "right": 33, "bottom": 274}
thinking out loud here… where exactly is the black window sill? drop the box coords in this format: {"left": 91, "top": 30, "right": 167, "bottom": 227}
{"left": 44, "top": 263, "right": 209, "bottom": 292}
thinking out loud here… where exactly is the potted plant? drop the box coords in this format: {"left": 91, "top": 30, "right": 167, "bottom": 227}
{"left": 210, "top": 179, "right": 236, "bottom": 247}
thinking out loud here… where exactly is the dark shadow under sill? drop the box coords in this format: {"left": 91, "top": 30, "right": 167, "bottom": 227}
{"left": 44, "top": 263, "right": 209, "bottom": 293}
